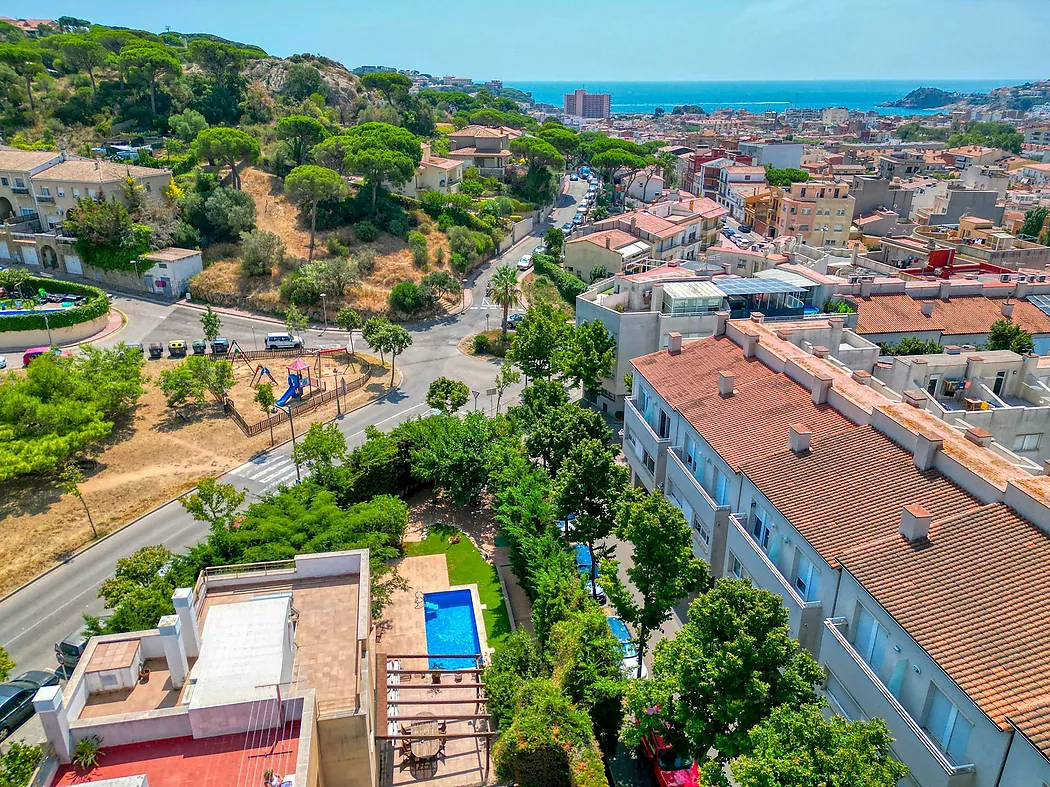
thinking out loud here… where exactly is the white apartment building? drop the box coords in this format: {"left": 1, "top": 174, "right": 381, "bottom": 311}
{"left": 622, "top": 316, "right": 1050, "bottom": 787}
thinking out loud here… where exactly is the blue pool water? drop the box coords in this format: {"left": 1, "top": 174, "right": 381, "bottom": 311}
{"left": 423, "top": 589, "right": 481, "bottom": 670}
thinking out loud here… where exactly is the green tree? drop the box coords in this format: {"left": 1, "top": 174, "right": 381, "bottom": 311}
{"left": 311, "top": 135, "right": 355, "bottom": 175}
{"left": 544, "top": 226, "right": 564, "bottom": 258}
{"left": 191, "top": 127, "right": 260, "bottom": 190}
{"left": 487, "top": 264, "right": 521, "bottom": 342}
{"left": 118, "top": 42, "right": 181, "bottom": 115}
{"left": 200, "top": 304, "right": 222, "bottom": 342}
{"left": 181, "top": 477, "right": 245, "bottom": 532}
{"left": 623, "top": 578, "right": 824, "bottom": 764}
{"left": 380, "top": 323, "right": 412, "bottom": 386}
{"left": 46, "top": 34, "right": 108, "bottom": 97}
{"left": 730, "top": 704, "right": 908, "bottom": 787}
{"left": 276, "top": 115, "right": 329, "bottom": 166}
{"left": 158, "top": 363, "right": 206, "bottom": 410}
{"left": 359, "top": 71, "right": 412, "bottom": 102}
{"left": 527, "top": 403, "right": 612, "bottom": 473}
{"left": 510, "top": 301, "right": 569, "bottom": 382}
{"left": 362, "top": 315, "right": 392, "bottom": 363}
{"left": 240, "top": 229, "right": 284, "bottom": 276}
{"left": 411, "top": 411, "right": 494, "bottom": 504}
{"left": 765, "top": 166, "right": 811, "bottom": 187}
{"left": 187, "top": 38, "right": 246, "bottom": 93}
{"left": 343, "top": 122, "right": 423, "bottom": 217}
{"left": 284, "top": 62, "right": 328, "bottom": 101}
{"left": 558, "top": 320, "right": 615, "bottom": 395}
{"left": 601, "top": 490, "right": 708, "bottom": 678}
{"left": 284, "top": 164, "right": 348, "bottom": 261}
{"left": 254, "top": 382, "right": 276, "bottom": 445}
{"left": 483, "top": 630, "right": 546, "bottom": 730}
{"left": 538, "top": 126, "right": 580, "bottom": 163}
{"left": 509, "top": 136, "right": 565, "bottom": 169}
{"left": 878, "top": 337, "right": 943, "bottom": 356}
{"left": 987, "top": 318, "right": 1034, "bottom": 354}
{"left": 0, "top": 645, "right": 14, "bottom": 683}
{"left": 0, "top": 740, "right": 43, "bottom": 784}
{"left": 58, "top": 460, "right": 98, "bottom": 539}
{"left": 169, "top": 108, "right": 208, "bottom": 142}
{"left": 1020, "top": 205, "right": 1049, "bottom": 239}
{"left": 493, "top": 362, "right": 521, "bottom": 414}
{"left": 0, "top": 43, "right": 43, "bottom": 111}
{"left": 554, "top": 438, "right": 628, "bottom": 597}
{"left": 293, "top": 422, "right": 348, "bottom": 475}
{"left": 426, "top": 376, "right": 470, "bottom": 415}
{"left": 336, "top": 305, "right": 362, "bottom": 358}
{"left": 591, "top": 149, "right": 647, "bottom": 205}
{"left": 285, "top": 303, "right": 308, "bottom": 335}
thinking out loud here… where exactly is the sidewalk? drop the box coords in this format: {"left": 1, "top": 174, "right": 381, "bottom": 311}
{"left": 62, "top": 307, "right": 126, "bottom": 348}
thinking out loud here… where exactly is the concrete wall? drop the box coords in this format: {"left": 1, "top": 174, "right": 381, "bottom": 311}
{"left": 999, "top": 734, "right": 1050, "bottom": 787}
{"left": 0, "top": 311, "right": 108, "bottom": 351}
{"left": 317, "top": 711, "right": 372, "bottom": 787}
{"left": 70, "top": 707, "right": 194, "bottom": 748}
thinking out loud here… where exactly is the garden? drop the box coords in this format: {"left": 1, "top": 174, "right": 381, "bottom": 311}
{"left": 0, "top": 270, "right": 110, "bottom": 337}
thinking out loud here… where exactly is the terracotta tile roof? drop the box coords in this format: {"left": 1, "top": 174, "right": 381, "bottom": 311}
{"left": 567, "top": 228, "right": 640, "bottom": 250}
{"left": 680, "top": 374, "right": 856, "bottom": 471}
{"left": 839, "top": 503, "right": 1050, "bottom": 732}
{"left": 424, "top": 156, "right": 462, "bottom": 170}
{"left": 1008, "top": 695, "right": 1050, "bottom": 758}
{"left": 854, "top": 294, "right": 1050, "bottom": 337}
{"left": 632, "top": 335, "right": 776, "bottom": 409}
{"left": 446, "top": 147, "right": 511, "bottom": 158}
{"left": 0, "top": 147, "right": 60, "bottom": 172}
{"left": 32, "top": 157, "right": 171, "bottom": 183}
{"left": 742, "top": 426, "right": 981, "bottom": 567}
{"left": 450, "top": 125, "right": 508, "bottom": 139}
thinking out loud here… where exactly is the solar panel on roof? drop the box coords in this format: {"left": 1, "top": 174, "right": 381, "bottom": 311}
{"left": 713, "top": 278, "right": 806, "bottom": 296}
{"left": 1029, "top": 294, "right": 1050, "bottom": 318}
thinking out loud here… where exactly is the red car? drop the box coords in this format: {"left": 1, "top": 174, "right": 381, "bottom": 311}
{"left": 639, "top": 731, "right": 699, "bottom": 787}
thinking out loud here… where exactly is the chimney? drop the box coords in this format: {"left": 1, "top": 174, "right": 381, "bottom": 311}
{"left": 945, "top": 345, "right": 961, "bottom": 355}
{"left": 775, "top": 329, "right": 793, "bottom": 341}
{"left": 750, "top": 311, "right": 765, "bottom": 323}
{"left": 631, "top": 216, "right": 638, "bottom": 231}
{"left": 902, "top": 389, "right": 927, "bottom": 408}
{"left": 605, "top": 236, "right": 612, "bottom": 249}
{"left": 667, "top": 332, "right": 683, "bottom": 355}
{"left": 812, "top": 345, "right": 830, "bottom": 359}
{"left": 899, "top": 503, "right": 933, "bottom": 542}
{"left": 158, "top": 614, "right": 190, "bottom": 689}
{"left": 913, "top": 431, "right": 943, "bottom": 471}
{"left": 1001, "top": 300, "right": 1015, "bottom": 318}
{"left": 741, "top": 333, "right": 759, "bottom": 358}
{"left": 938, "top": 279, "right": 951, "bottom": 300}
{"left": 718, "top": 371, "right": 735, "bottom": 397}
{"left": 33, "top": 685, "right": 72, "bottom": 764}
{"left": 859, "top": 279, "right": 873, "bottom": 298}
{"left": 851, "top": 369, "right": 872, "bottom": 385}
{"left": 964, "top": 426, "right": 993, "bottom": 448}
{"left": 714, "top": 310, "right": 730, "bottom": 336}
{"left": 789, "top": 423, "right": 812, "bottom": 454}
{"left": 920, "top": 301, "right": 935, "bottom": 317}
{"left": 812, "top": 373, "right": 833, "bottom": 405}
{"left": 172, "top": 587, "right": 201, "bottom": 659}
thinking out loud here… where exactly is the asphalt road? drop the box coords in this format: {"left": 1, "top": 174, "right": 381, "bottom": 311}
{"left": 0, "top": 176, "right": 591, "bottom": 677}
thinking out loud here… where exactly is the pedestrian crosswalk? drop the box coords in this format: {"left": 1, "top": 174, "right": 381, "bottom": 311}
{"left": 227, "top": 454, "right": 302, "bottom": 493}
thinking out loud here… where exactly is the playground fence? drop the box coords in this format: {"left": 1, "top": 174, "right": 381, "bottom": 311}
{"left": 225, "top": 362, "right": 374, "bottom": 438}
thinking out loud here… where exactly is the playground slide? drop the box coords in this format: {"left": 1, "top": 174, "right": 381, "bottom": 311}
{"left": 275, "top": 373, "right": 302, "bottom": 407}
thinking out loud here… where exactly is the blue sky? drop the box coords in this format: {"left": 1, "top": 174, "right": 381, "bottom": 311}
{"left": 12, "top": 0, "right": 1050, "bottom": 81}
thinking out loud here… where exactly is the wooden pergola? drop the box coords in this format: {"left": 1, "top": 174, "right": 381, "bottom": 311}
{"left": 375, "top": 652, "right": 495, "bottom": 782}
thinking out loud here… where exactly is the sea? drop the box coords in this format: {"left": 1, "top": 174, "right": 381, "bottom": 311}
{"left": 505, "top": 79, "right": 1023, "bottom": 116}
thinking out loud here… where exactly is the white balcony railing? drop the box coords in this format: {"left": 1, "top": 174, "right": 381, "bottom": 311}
{"left": 727, "top": 514, "right": 823, "bottom": 653}
{"left": 821, "top": 618, "right": 976, "bottom": 787}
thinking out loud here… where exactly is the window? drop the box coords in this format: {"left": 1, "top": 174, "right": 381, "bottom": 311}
{"left": 799, "top": 224, "right": 810, "bottom": 232}
{"left": 794, "top": 554, "right": 820, "bottom": 601}
{"left": 713, "top": 469, "right": 729, "bottom": 506}
{"left": 0, "top": 176, "right": 7, "bottom": 186}
{"left": 40, "top": 187, "right": 50, "bottom": 196}
{"left": 683, "top": 436, "right": 698, "bottom": 473}
{"left": 837, "top": 209, "right": 846, "bottom": 216}
{"left": 642, "top": 450, "right": 656, "bottom": 476}
{"left": 730, "top": 554, "right": 746, "bottom": 579}
{"left": 750, "top": 502, "right": 772, "bottom": 552}
{"left": 925, "top": 684, "right": 973, "bottom": 764}
{"left": 657, "top": 409, "right": 670, "bottom": 439}
{"left": 14, "top": 177, "right": 25, "bottom": 187}
{"left": 693, "top": 513, "right": 710, "bottom": 545}
{"left": 57, "top": 188, "right": 65, "bottom": 197}
{"left": 834, "top": 224, "right": 843, "bottom": 232}
{"left": 854, "top": 606, "right": 888, "bottom": 673}
{"left": 801, "top": 208, "right": 812, "bottom": 215}
{"left": 73, "top": 188, "right": 80, "bottom": 197}
{"left": 1014, "top": 434, "right": 1040, "bottom": 452}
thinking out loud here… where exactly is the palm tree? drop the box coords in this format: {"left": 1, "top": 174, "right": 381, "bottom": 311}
{"left": 487, "top": 264, "right": 521, "bottom": 343}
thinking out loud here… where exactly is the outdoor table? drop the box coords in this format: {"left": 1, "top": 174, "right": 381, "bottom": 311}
{"left": 409, "top": 712, "right": 440, "bottom": 760}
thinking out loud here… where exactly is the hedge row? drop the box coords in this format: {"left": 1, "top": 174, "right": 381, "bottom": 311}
{"left": 0, "top": 277, "right": 110, "bottom": 333}
{"left": 533, "top": 253, "right": 587, "bottom": 304}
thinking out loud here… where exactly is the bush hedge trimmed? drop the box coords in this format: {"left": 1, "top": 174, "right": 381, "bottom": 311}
{"left": 0, "top": 277, "right": 109, "bottom": 333}
{"left": 533, "top": 253, "right": 587, "bottom": 305}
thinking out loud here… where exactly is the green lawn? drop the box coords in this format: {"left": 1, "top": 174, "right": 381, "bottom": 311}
{"left": 403, "top": 524, "right": 512, "bottom": 647}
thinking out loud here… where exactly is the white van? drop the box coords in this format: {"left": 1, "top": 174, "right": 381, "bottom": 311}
{"left": 264, "top": 332, "right": 304, "bottom": 350}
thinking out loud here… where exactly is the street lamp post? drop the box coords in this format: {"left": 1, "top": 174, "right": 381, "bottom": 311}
{"left": 251, "top": 325, "right": 258, "bottom": 351}
{"left": 273, "top": 402, "right": 302, "bottom": 483}
{"left": 320, "top": 293, "right": 328, "bottom": 334}
{"left": 43, "top": 311, "right": 53, "bottom": 346}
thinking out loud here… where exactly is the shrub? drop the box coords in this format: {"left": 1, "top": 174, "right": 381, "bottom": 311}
{"left": 408, "top": 231, "right": 429, "bottom": 268}
{"left": 421, "top": 270, "right": 461, "bottom": 296}
{"left": 354, "top": 248, "right": 378, "bottom": 276}
{"left": 533, "top": 253, "right": 586, "bottom": 304}
{"left": 388, "top": 280, "right": 436, "bottom": 314}
{"left": 73, "top": 735, "right": 104, "bottom": 770}
{"left": 386, "top": 217, "right": 409, "bottom": 238}
{"left": 0, "top": 277, "right": 109, "bottom": 333}
{"left": 435, "top": 246, "right": 446, "bottom": 265}
{"left": 473, "top": 334, "right": 491, "bottom": 353}
{"left": 436, "top": 213, "right": 455, "bottom": 232}
{"left": 419, "top": 222, "right": 432, "bottom": 235}
{"left": 240, "top": 229, "right": 285, "bottom": 276}
{"left": 354, "top": 220, "right": 380, "bottom": 242}
{"left": 280, "top": 271, "right": 323, "bottom": 305}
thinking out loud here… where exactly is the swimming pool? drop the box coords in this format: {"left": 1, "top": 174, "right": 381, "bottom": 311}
{"left": 423, "top": 589, "right": 482, "bottom": 670}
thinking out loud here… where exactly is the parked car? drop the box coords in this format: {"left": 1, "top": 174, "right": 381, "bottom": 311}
{"left": 532, "top": 244, "right": 546, "bottom": 256}
{"left": 265, "top": 332, "right": 304, "bottom": 350}
{"left": 639, "top": 731, "right": 699, "bottom": 787}
{"left": 737, "top": 224, "right": 753, "bottom": 234}
{"left": 0, "top": 355, "right": 6, "bottom": 370}
{"left": 0, "top": 671, "right": 60, "bottom": 741}
{"left": 168, "top": 340, "right": 187, "bottom": 358}
{"left": 192, "top": 339, "right": 207, "bottom": 355}
{"left": 561, "top": 222, "right": 573, "bottom": 233}
{"left": 569, "top": 173, "right": 579, "bottom": 181}
{"left": 573, "top": 543, "right": 593, "bottom": 575}
{"left": 572, "top": 214, "right": 584, "bottom": 225}
{"left": 507, "top": 312, "right": 525, "bottom": 329}
{"left": 211, "top": 337, "right": 230, "bottom": 355}
{"left": 130, "top": 343, "right": 144, "bottom": 356}
{"left": 55, "top": 622, "right": 93, "bottom": 673}
{"left": 722, "top": 228, "right": 736, "bottom": 237}
{"left": 608, "top": 616, "right": 649, "bottom": 679}
{"left": 148, "top": 342, "right": 164, "bottom": 360}
{"left": 517, "top": 254, "right": 532, "bottom": 272}
{"left": 584, "top": 580, "right": 607, "bottom": 605}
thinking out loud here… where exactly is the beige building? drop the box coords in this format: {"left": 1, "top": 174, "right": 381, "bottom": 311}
{"left": 770, "top": 179, "right": 855, "bottom": 247}
{"left": 564, "top": 228, "right": 651, "bottom": 281}
{"left": 393, "top": 142, "right": 463, "bottom": 199}
{"left": 589, "top": 195, "right": 728, "bottom": 262}
{"left": 446, "top": 126, "right": 517, "bottom": 178}
{"left": 0, "top": 147, "right": 172, "bottom": 230}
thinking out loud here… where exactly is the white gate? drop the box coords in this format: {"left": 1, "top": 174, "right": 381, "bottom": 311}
{"left": 63, "top": 255, "right": 83, "bottom": 275}
{"left": 20, "top": 246, "right": 38, "bottom": 266}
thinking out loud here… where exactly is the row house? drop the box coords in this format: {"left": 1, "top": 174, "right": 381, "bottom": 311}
{"left": 622, "top": 316, "right": 1050, "bottom": 787}
{"left": 589, "top": 195, "right": 727, "bottom": 262}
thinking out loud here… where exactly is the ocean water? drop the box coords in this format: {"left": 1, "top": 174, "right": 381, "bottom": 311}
{"left": 507, "top": 79, "right": 1021, "bottom": 115}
